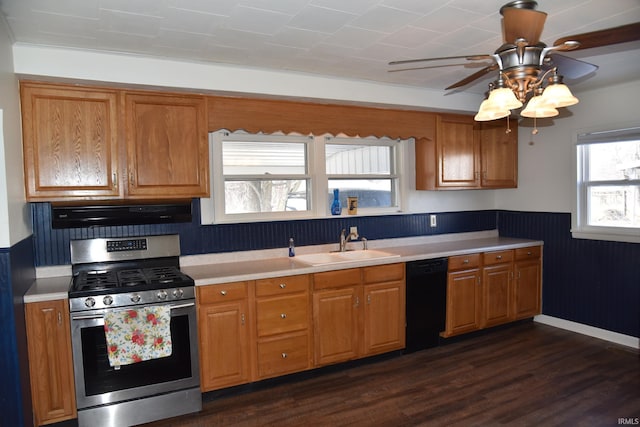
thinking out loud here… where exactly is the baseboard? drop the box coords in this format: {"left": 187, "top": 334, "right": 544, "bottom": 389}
{"left": 534, "top": 315, "right": 639, "bottom": 349}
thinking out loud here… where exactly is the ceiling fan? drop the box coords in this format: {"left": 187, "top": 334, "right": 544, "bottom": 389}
{"left": 389, "top": 0, "right": 640, "bottom": 121}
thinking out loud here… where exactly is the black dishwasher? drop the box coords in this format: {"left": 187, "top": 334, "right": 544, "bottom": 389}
{"left": 405, "top": 258, "right": 448, "bottom": 353}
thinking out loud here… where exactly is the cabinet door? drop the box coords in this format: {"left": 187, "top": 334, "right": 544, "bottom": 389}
{"left": 479, "top": 120, "right": 518, "bottom": 188}
{"left": 21, "top": 83, "right": 120, "bottom": 201}
{"left": 513, "top": 260, "right": 542, "bottom": 319}
{"left": 313, "top": 287, "right": 360, "bottom": 366}
{"left": 482, "top": 263, "right": 512, "bottom": 328}
{"left": 444, "top": 269, "right": 482, "bottom": 336}
{"left": 25, "top": 300, "right": 77, "bottom": 425}
{"left": 124, "top": 92, "right": 209, "bottom": 198}
{"left": 436, "top": 114, "right": 480, "bottom": 188}
{"left": 363, "top": 282, "right": 405, "bottom": 355}
{"left": 198, "top": 300, "right": 251, "bottom": 391}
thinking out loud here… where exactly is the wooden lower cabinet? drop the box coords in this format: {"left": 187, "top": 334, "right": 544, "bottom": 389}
{"left": 254, "top": 275, "right": 312, "bottom": 380}
{"left": 312, "top": 263, "right": 405, "bottom": 366}
{"left": 444, "top": 246, "right": 542, "bottom": 337}
{"left": 25, "top": 300, "right": 76, "bottom": 426}
{"left": 513, "top": 246, "right": 543, "bottom": 319}
{"left": 197, "top": 282, "right": 252, "bottom": 391}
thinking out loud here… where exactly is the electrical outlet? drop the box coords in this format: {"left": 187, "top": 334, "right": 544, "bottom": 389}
{"left": 350, "top": 226, "right": 358, "bottom": 237}
{"left": 429, "top": 215, "right": 437, "bottom": 227}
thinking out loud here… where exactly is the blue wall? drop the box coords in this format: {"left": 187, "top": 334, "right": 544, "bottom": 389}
{"left": 0, "top": 236, "right": 35, "bottom": 427}
{"left": 29, "top": 202, "right": 640, "bottom": 337}
{"left": 498, "top": 211, "right": 639, "bottom": 338}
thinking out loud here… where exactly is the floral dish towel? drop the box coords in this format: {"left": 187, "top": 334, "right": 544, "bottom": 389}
{"left": 104, "top": 306, "right": 173, "bottom": 367}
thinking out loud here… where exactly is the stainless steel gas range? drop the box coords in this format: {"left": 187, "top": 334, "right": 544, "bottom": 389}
{"left": 68, "top": 234, "right": 201, "bottom": 427}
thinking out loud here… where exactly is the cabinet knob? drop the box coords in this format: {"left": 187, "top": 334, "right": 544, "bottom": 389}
{"left": 220, "top": 290, "right": 227, "bottom": 296}
{"left": 463, "top": 259, "right": 469, "bottom": 264}
{"left": 281, "top": 353, "right": 288, "bottom": 359}
{"left": 527, "top": 251, "right": 532, "bottom": 256}
{"left": 496, "top": 255, "right": 502, "bottom": 260}
{"left": 279, "top": 283, "right": 286, "bottom": 289}
{"left": 280, "top": 313, "right": 287, "bottom": 319}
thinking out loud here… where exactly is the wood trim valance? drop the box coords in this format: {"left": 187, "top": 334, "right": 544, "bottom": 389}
{"left": 207, "top": 96, "right": 436, "bottom": 141}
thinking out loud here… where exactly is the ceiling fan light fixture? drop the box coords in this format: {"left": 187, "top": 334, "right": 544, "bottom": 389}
{"left": 487, "top": 86, "right": 523, "bottom": 110}
{"left": 475, "top": 99, "right": 510, "bottom": 121}
{"left": 541, "top": 82, "right": 579, "bottom": 107}
{"left": 521, "top": 95, "right": 559, "bottom": 118}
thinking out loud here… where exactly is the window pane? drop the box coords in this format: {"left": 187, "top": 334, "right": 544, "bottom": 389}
{"left": 587, "top": 141, "right": 640, "bottom": 181}
{"left": 328, "top": 179, "right": 393, "bottom": 208}
{"left": 225, "top": 180, "right": 308, "bottom": 214}
{"left": 587, "top": 185, "right": 640, "bottom": 227}
{"left": 326, "top": 144, "right": 392, "bottom": 175}
{"left": 223, "top": 141, "right": 307, "bottom": 175}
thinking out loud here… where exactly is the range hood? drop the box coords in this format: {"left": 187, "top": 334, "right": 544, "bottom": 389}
{"left": 51, "top": 200, "right": 193, "bottom": 229}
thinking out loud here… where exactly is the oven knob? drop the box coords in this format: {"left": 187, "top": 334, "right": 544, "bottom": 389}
{"left": 157, "top": 290, "right": 168, "bottom": 300}
{"left": 172, "top": 288, "right": 184, "bottom": 298}
{"left": 103, "top": 295, "right": 113, "bottom": 306}
{"left": 84, "top": 297, "right": 96, "bottom": 308}
{"left": 131, "top": 294, "right": 141, "bottom": 303}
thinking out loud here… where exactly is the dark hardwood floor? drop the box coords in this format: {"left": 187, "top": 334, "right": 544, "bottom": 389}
{"left": 145, "top": 322, "right": 639, "bottom": 427}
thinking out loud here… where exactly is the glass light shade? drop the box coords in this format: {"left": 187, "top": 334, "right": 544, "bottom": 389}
{"left": 486, "top": 87, "right": 523, "bottom": 110}
{"left": 521, "top": 95, "right": 559, "bottom": 118}
{"left": 474, "top": 99, "right": 510, "bottom": 121}
{"left": 541, "top": 83, "right": 579, "bottom": 107}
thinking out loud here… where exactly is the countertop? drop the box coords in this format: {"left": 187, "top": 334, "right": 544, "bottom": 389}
{"left": 24, "top": 230, "right": 543, "bottom": 303}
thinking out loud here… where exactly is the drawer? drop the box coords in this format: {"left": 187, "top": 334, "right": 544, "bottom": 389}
{"left": 313, "top": 268, "right": 361, "bottom": 290}
{"left": 257, "top": 333, "right": 310, "bottom": 378}
{"left": 448, "top": 253, "right": 481, "bottom": 270}
{"left": 483, "top": 250, "right": 514, "bottom": 266}
{"left": 362, "top": 263, "right": 404, "bottom": 284}
{"left": 515, "top": 246, "right": 542, "bottom": 261}
{"left": 198, "top": 281, "right": 247, "bottom": 304}
{"left": 256, "top": 294, "right": 309, "bottom": 337}
{"left": 256, "top": 274, "right": 310, "bottom": 297}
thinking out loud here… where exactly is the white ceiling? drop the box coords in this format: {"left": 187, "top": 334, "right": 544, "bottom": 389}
{"left": 1, "top": 0, "right": 639, "bottom": 96}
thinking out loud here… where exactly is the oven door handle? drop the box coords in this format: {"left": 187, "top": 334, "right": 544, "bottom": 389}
{"left": 170, "top": 302, "right": 195, "bottom": 310}
{"left": 71, "top": 302, "right": 195, "bottom": 320}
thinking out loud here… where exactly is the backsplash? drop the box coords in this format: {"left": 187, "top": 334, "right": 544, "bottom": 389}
{"left": 31, "top": 200, "right": 498, "bottom": 266}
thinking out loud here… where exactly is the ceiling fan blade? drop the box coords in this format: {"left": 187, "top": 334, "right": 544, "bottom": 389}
{"left": 445, "top": 64, "right": 499, "bottom": 90}
{"left": 554, "top": 22, "right": 640, "bottom": 50}
{"left": 388, "top": 54, "right": 492, "bottom": 66}
{"left": 388, "top": 62, "right": 492, "bottom": 73}
{"left": 501, "top": 7, "right": 547, "bottom": 44}
{"left": 545, "top": 54, "right": 599, "bottom": 80}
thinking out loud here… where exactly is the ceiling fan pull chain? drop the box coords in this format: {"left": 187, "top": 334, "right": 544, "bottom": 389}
{"left": 506, "top": 115, "right": 512, "bottom": 134}
{"left": 532, "top": 117, "right": 539, "bottom": 135}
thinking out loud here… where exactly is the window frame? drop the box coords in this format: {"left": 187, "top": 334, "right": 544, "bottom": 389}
{"left": 572, "top": 124, "right": 640, "bottom": 243}
{"left": 200, "top": 131, "right": 406, "bottom": 224}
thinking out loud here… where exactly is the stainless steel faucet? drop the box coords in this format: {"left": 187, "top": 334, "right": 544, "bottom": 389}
{"left": 339, "top": 228, "right": 359, "bottom": 252}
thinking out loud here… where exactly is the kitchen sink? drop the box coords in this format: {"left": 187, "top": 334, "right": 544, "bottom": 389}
{"left": 294, "top": 249, "right": 400, "bottom": 266}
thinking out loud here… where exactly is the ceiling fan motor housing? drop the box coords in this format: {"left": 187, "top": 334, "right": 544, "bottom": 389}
{"left": 496, "top": 42, "right": 546, "bottom": 101}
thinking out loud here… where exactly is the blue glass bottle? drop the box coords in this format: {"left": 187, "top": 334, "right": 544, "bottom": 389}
{"left": 331, "top": 189, "right": 341, "bottom": 215}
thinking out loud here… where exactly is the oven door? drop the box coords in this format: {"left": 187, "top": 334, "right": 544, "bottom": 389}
{"left": 70, "top": 300, "right": 200, "bottom": 410}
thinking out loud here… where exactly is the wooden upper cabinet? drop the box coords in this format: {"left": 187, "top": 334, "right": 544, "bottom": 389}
{"left": 21, "top": 82, "right": 121, "bottom": 201}
{"left": 20, "top": 82, "right": 210, "bottom": 201}
{"left": 478, "top": 120, "right": 518, "bottom": 188}
{"left": 124, "top": 92, "right": 209, "bottom": 198}
{"left": 415, "top": 113, "right": 517, "bottom": 190}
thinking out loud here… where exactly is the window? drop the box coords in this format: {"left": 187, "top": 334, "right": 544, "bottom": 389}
{"left": 201, "top": 131, "right": 404, "bottom": 224}
{"left": 573, "top": 126, "right": 640, "bottom": 243}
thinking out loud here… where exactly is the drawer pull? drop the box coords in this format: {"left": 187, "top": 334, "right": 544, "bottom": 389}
{"left": 220, "top": 290, "right": 227, "bottom": 296}
{"left": 279, "top": 283, "right": 286, "bottom": 289}
{"left": 281, "top": 353, "right": 288, "bottom": 359}
{"left": 280, "top": 313, "right": 287, "bottom": 319}
{"left": 527, "top": 251, "right": 532, "bottom": 256}
{"left": 463, "top": 259, "right": 469, "bottom": 264}
{"left": 496, "top": 255, "right": 502, "bottom": 260}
